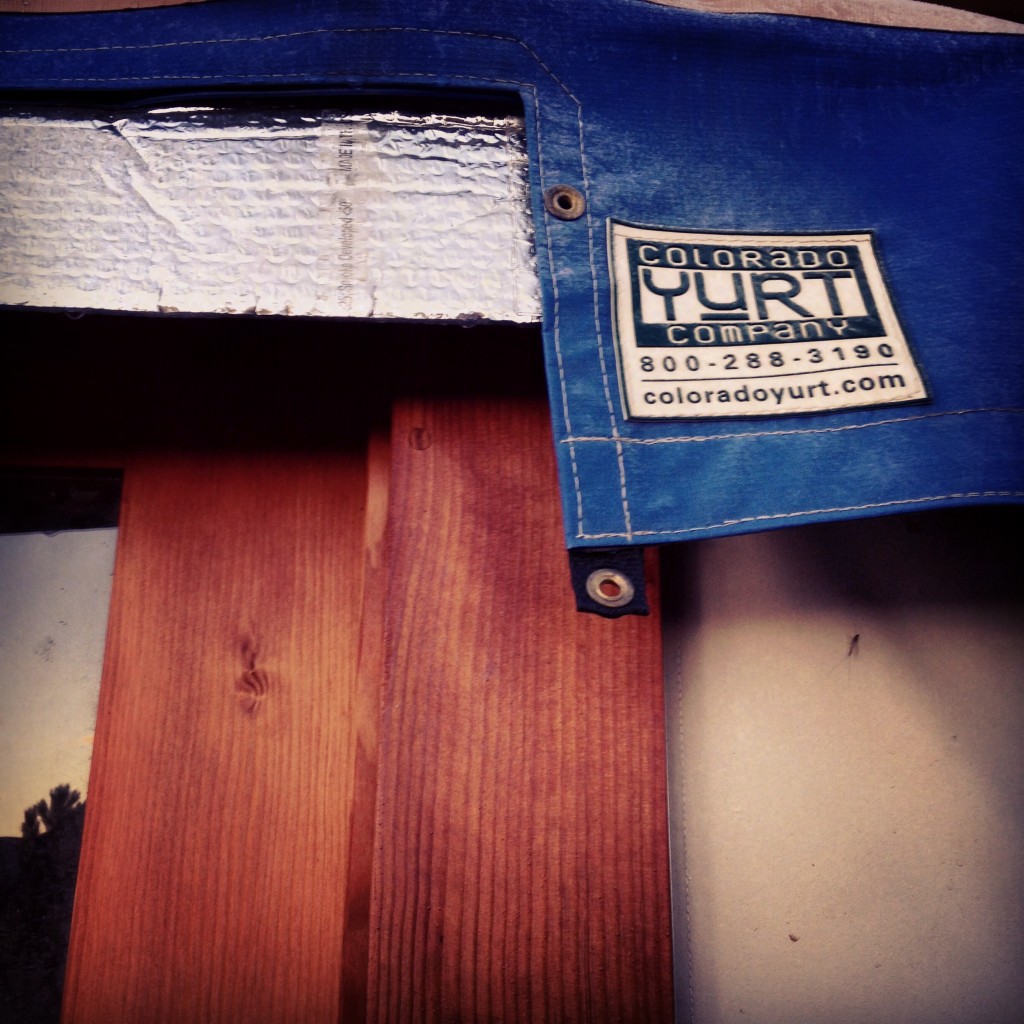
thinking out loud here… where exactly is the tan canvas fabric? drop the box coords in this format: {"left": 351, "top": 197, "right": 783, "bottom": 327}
{"left": 2, "top": 0, "right": 1021, "bottom": 33}
{"left": 0, "top": 0, "right": 209, "bottom": 12}
{"left": 663, "top": 511, "right": 1024, "bottom": 1023}
{"left": 644, "top": 0, "right": 1023, "bottom": 32}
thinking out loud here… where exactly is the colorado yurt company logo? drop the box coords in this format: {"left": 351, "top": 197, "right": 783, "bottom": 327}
{"left": 608, "top": 222, "right": 929, "bottom": 420}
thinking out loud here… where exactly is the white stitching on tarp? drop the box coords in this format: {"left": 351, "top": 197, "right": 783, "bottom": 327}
{"left": 560, "top": 406, "right": 1024, "bottom": 445}
{"left": 3, "top": 24, "right": 577, "bottom": 97}
{"left": 578, "top": 106, "right": 632, "bottom": 539}
{"left": 17, "top": 71, "right": 528, "bottom": 85}
{"left": 578, "top": 490, "right": 1024, "bottom": 540}
{"left": 529, "top": 85, "right": 586, "bottom": 531}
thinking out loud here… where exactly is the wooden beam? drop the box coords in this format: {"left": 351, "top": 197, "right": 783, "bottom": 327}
{"left": 369, "top": 395, "right": 673, "bottom": 1022}
{"left": 62, "top": 451, "right": 372, "bottom": 1023}
{"left": 339, "top": 433, "right": 390, "bottom": 1022}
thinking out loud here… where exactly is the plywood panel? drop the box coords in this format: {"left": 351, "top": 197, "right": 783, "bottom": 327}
{"left": 370, "top": 396, "right": 673, "bottom": 1023}
{"left": 62, "top": 451, "right": 371, "bottom": 1023}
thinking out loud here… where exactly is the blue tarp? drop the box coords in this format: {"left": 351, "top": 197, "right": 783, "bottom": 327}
{"left": 3, "top": 0, "right": 1022, "bottom": 549}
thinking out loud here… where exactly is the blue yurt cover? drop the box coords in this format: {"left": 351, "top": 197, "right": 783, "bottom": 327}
{"left": 2, "top": 0, "right": 1021, "bottom": 549}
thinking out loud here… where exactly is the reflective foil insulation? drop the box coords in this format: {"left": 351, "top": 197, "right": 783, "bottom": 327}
{"left": 0, "top": 107, "right": 540, "bottom": 321}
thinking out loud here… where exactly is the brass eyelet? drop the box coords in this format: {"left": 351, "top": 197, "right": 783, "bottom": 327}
{"left": 543, "top": 184, "right": 586, "bottom": 221}
{"left": 585, "top": 568, "right": 635, "bottom": 608}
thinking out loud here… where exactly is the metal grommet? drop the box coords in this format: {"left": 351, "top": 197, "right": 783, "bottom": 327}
{"left": 544, "top": 184, "right": 586, "bottom": 221}
{"left": 585, "top": 568, "right": 635, "bottom": 609}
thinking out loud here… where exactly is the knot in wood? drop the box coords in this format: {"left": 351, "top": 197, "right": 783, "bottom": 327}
{"left": 408, "top": 426, "right": 432, "bottom": 451}
{"left": 235, "top": 667, "right": 270, "bottom": 713}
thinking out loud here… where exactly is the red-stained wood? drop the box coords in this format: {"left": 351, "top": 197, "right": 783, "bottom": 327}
{"left": 369, "top": 396, "right": 673, "bottom": 1023}
{"left": 339, "top": 433, "right": 390, "bottom": 1022}
{"left": 5, "top": 315, "right": 672, "bottom": 1020}
{"left": 62, "top": 452, "right": 371, "bottom": 1024}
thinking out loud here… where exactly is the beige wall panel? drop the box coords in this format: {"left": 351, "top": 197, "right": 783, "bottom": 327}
{"left": 664, "top": 508, "right": 1023, "bottom": 1024}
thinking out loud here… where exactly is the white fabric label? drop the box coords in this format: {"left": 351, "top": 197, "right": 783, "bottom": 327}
{"left": 609, "top": 222, "right": 929, "bottom": 420}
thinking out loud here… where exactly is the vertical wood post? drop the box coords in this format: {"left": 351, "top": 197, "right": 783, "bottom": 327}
{"left": 369, "top": 396, "right": 673, "bottom": 1022}
{"left": 63, "top": 452, "right": 371, "bottom": 1023}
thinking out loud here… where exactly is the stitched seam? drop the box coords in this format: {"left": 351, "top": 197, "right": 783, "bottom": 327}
{"left": 560, "top": 406, "right": 1024, "bottom": 445}
{"left": 578, "top": 108, "right": 631, "bottom": 539}
{"left": 0, "top": 25, "right": 334, "bottom": 54}
{"left": 0, "top": 26, "right": 582, "bottom": 108}
{"left": 529, "top": 90, "right": 586, "bottom": 536}
{"left": 12, "top": 71, "right": 530, "bottom": 85}
{"left": 374, "top": 71, "right": 532, "bottom": 91}
{"left": 575, "top": 489, "right": 1024, "bottom": 539}
{"left": 3, "top": 24, "right": 575, "bottom": 106}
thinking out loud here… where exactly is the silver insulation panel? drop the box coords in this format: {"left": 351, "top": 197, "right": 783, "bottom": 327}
{"left": 0, "top": 107, "right": 540, "bottom": 321}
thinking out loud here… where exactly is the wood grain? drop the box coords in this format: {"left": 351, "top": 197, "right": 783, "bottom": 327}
{"left": 369, "top": 396, "right": 673, "bottom": 1023}
{"left": 62, "top": 452, "right": 371, "bottom": 1023}
{"left": 6, "top": 316, "right": 672, "bottom": 1019}
{"left": 339, "top": 433, "right": 390, "bottom": 1022}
